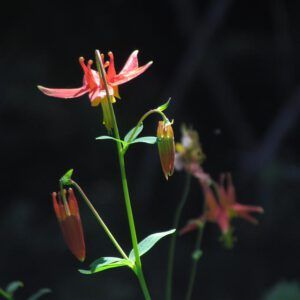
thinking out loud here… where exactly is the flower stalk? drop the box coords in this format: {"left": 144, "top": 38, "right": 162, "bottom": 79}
{"left": 70, "top": 180, "right": 128, "bottom": 260}
{"left": 95, "top": 50, "right": 151, "bottom": 300}
{"left": 185, "top": 222, "right": 206, "bottom": 300}
{"left": 165, "top": 172, "right": 192, "bottom": 300}
{"left": 122, "top": 108, "right": 168, "bottom": 154}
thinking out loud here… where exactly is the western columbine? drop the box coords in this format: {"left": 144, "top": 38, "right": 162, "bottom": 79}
{"left": 38, "top": 50, "right": 152, "bottom": 107}
{"left": 52, "top": 188, "right": 86, "bottom": 261}
{"left": 181, "top": 173, "right": 263, "bottom": 247}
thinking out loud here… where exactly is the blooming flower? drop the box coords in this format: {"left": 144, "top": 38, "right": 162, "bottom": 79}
{"left": 157, "top": 121, "right": 175, "bottom": 180}
{"left": 218, "top": 173, "right": 264, "bottom": 224}
{"left": 38, "top": 50, "right": 153, "bottom": 107}
{"left": 52, "top": 188, "right": 86, "bottom": 261}
{"left": 180, "top": 173, "right": 263, "bottom": 248}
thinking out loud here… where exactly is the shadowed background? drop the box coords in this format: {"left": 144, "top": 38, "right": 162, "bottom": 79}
{"left": 1, "top": 0, "right": 300, "bottom": 299}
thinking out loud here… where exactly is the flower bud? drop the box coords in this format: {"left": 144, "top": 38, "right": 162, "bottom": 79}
{"left": 157, "top": 121, "right": 175, "bottom": 180}
{"left": 52, "top": 189, "right": 86, "bottom": 262}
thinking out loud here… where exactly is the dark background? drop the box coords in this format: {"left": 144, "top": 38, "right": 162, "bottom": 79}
{"left": 1, "top": 0, "right": 300, "bottom": 299}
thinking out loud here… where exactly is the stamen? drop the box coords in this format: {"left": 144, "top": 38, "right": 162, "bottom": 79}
{"left": 79, "top": 57, "right": 88, "bottom": 72}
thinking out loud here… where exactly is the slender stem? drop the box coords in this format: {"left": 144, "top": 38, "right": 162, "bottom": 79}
{"left": 71, "top": 180, "right": 129, "bottom": 261}
{"left": 165, "top": 173, "right": 192, "bottom": 300}
{"left": 185, "top": 223, "right": 205, "bottom": 300}
{"left": 95, "top": 50, "right": 151, "bottom": 300}
{"left": 123, "top": 109, "right": 168, "bottom": 154}
{"left": 0, "top": 288, "right": 12, "bottom": 300}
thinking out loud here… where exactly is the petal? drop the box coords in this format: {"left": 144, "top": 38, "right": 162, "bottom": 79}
{"left": 111, "top": 62, "right": 153, "bottom": 86}
{"left": 68, "top": 188, "right": 79, "bottom": 217}
{"left": 217, "top": 209, "right": 230, "bottom": 233}
{"left": 79, "top": 58, "right": 98, "bottom": 90}
{"left": 52, "top": 192, "right": 64, "bottom": 221}
{"left": 219, "top": 173, "right": 235, "bottom": 207}
{"left": 38, "top": 85, "right": 88, "bottom": 99}
{"left": 180, "top": 221, "right": 198, "bottom": 235}
{"left": 231, "top": 203, "right": 263, "bottom": 224}
{"left": 236, "top": 212, "right": 259, "bottom": 224}
{"left": 200, "top": 180, "right": 219, "bottom": 219}
{"left": 119, "top": 50, "right": 139, "bottom": 74}
{"left": 232, "top": 203, "right": 264, "bottom": 214}
{"left": 225, "top": 173, "right": 237, "bottom": 203}
{"left": 60, "top": 215, "right": 86, "bottom": 261}
{"left": 107, "top": 52, "right": 116, "bottom": 82}
{"left": 89, "top": 87, "right": 116, "bottom": 107}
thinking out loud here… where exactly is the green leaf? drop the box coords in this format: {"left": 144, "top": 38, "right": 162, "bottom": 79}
{"left": 157, "top": 98, "right": 171, "bottom": 112}
{"left": 95, "top": 136, "right": 124, "bottom": 144}
{"left": 131, "top": 137, "right": 157, "bottom": 144}
{"left": 124, "top": 124, "right": 143, "bottom": 142}
{"left": 60, "top": 169, "right": 73, "bottom": 186}
{"left": 129, "top": 229, "right": 176, "bottom": 261}
{"left": 192, "top": 249, "right": 203, "bottom": 261}
{"left": 6, "top": 281, "right": 24, "bottom": 295}
{"left": 79, "top": 257, "right": 132, "bottom": 275}
{"left": 0, "top": 288, "right": 11, "bottom": 299}
{"left": 27, "top": 288, "right": 52, "bottom": 300}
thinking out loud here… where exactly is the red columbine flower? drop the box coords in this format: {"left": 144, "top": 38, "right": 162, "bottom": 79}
{"left": 52, "top": 188, "right": 86, "bottom": 262}
{"left": 180, "top": 174, "right": 263, "bottom": 248}
{"left": 38, "top": 50, "right": 153, "bottom": 107}
{"left": 218, "top": 173, "right": 264, "bottom": 224}
{"left": 157, "top": 120, "right": 175, "bottom": 180}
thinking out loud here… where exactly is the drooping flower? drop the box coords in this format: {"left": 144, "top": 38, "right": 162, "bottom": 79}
{"left": 38, "top": 50, "right": 153, "bottom": 107}
{"left": 52, "top": 188, "right": 86, "bottom": 262}
{"left": 157, "top": 120, "right": 175, "bottom": 180}
{"left": 175, "top": 125, "right": 205, "bottom": 172}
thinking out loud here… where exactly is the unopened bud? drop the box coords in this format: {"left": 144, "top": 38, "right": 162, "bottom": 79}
{"left": 157, "top": 121, "right": 175, "bottom": 180}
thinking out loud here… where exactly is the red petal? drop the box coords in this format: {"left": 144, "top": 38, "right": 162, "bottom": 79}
{"left": 119, "top": 50, "right": 139, "bottom": 74}
{"left": 60, "top": 216, "right": 86, "bottom": 262}
{"left": 52, "top": 192, "right": 66, "bottom": 221}
{"left": 236, "top": 212, "right": 259, "bottom": 224}
{"left": 38, "top": 85, "right": 88, "bottom": 99}
{"left": 111, "top": 62, "right": 153, "bottom": 86}
{"left": 180, "top": 221, "right": 198, "bottom": 235}
{"left": 200, "top": 180, "right": 219, "bottom": 220}
{"left": 68, "top": 189, "right": 79, "bottom": 217}
{"left": 232, "top": 203, "right": 264, "bottom": 214}
{"left": 217, "top": 209, "right": 230, "bottom": 233}
{"left": 107, "top": 52, "right": 116, "bottom": 82}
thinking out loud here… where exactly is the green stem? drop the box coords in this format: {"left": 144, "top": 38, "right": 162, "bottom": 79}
{"left": 0, "top": 288, "right": 12, "bottom": 300}
{"left": 71, "top": 180, "right": 129, "bottom": 261}
{"left": 95, "top": 50, "right": 151, "bottom": 300}
{"left": 123, "top": 108, "right": 168, "bottom": 155}
{"left": 185, "top": 223, "right": 205, "bottom": 300}
{"left": 165, "top": 173, "right": 192, "bottom": 300}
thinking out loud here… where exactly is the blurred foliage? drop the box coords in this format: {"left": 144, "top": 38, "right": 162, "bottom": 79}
{"left": 262, "top": 281, "right": 300, "bottom": 300}
{"left": 0, "top": 281, "right": 51, "bottom": 300}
